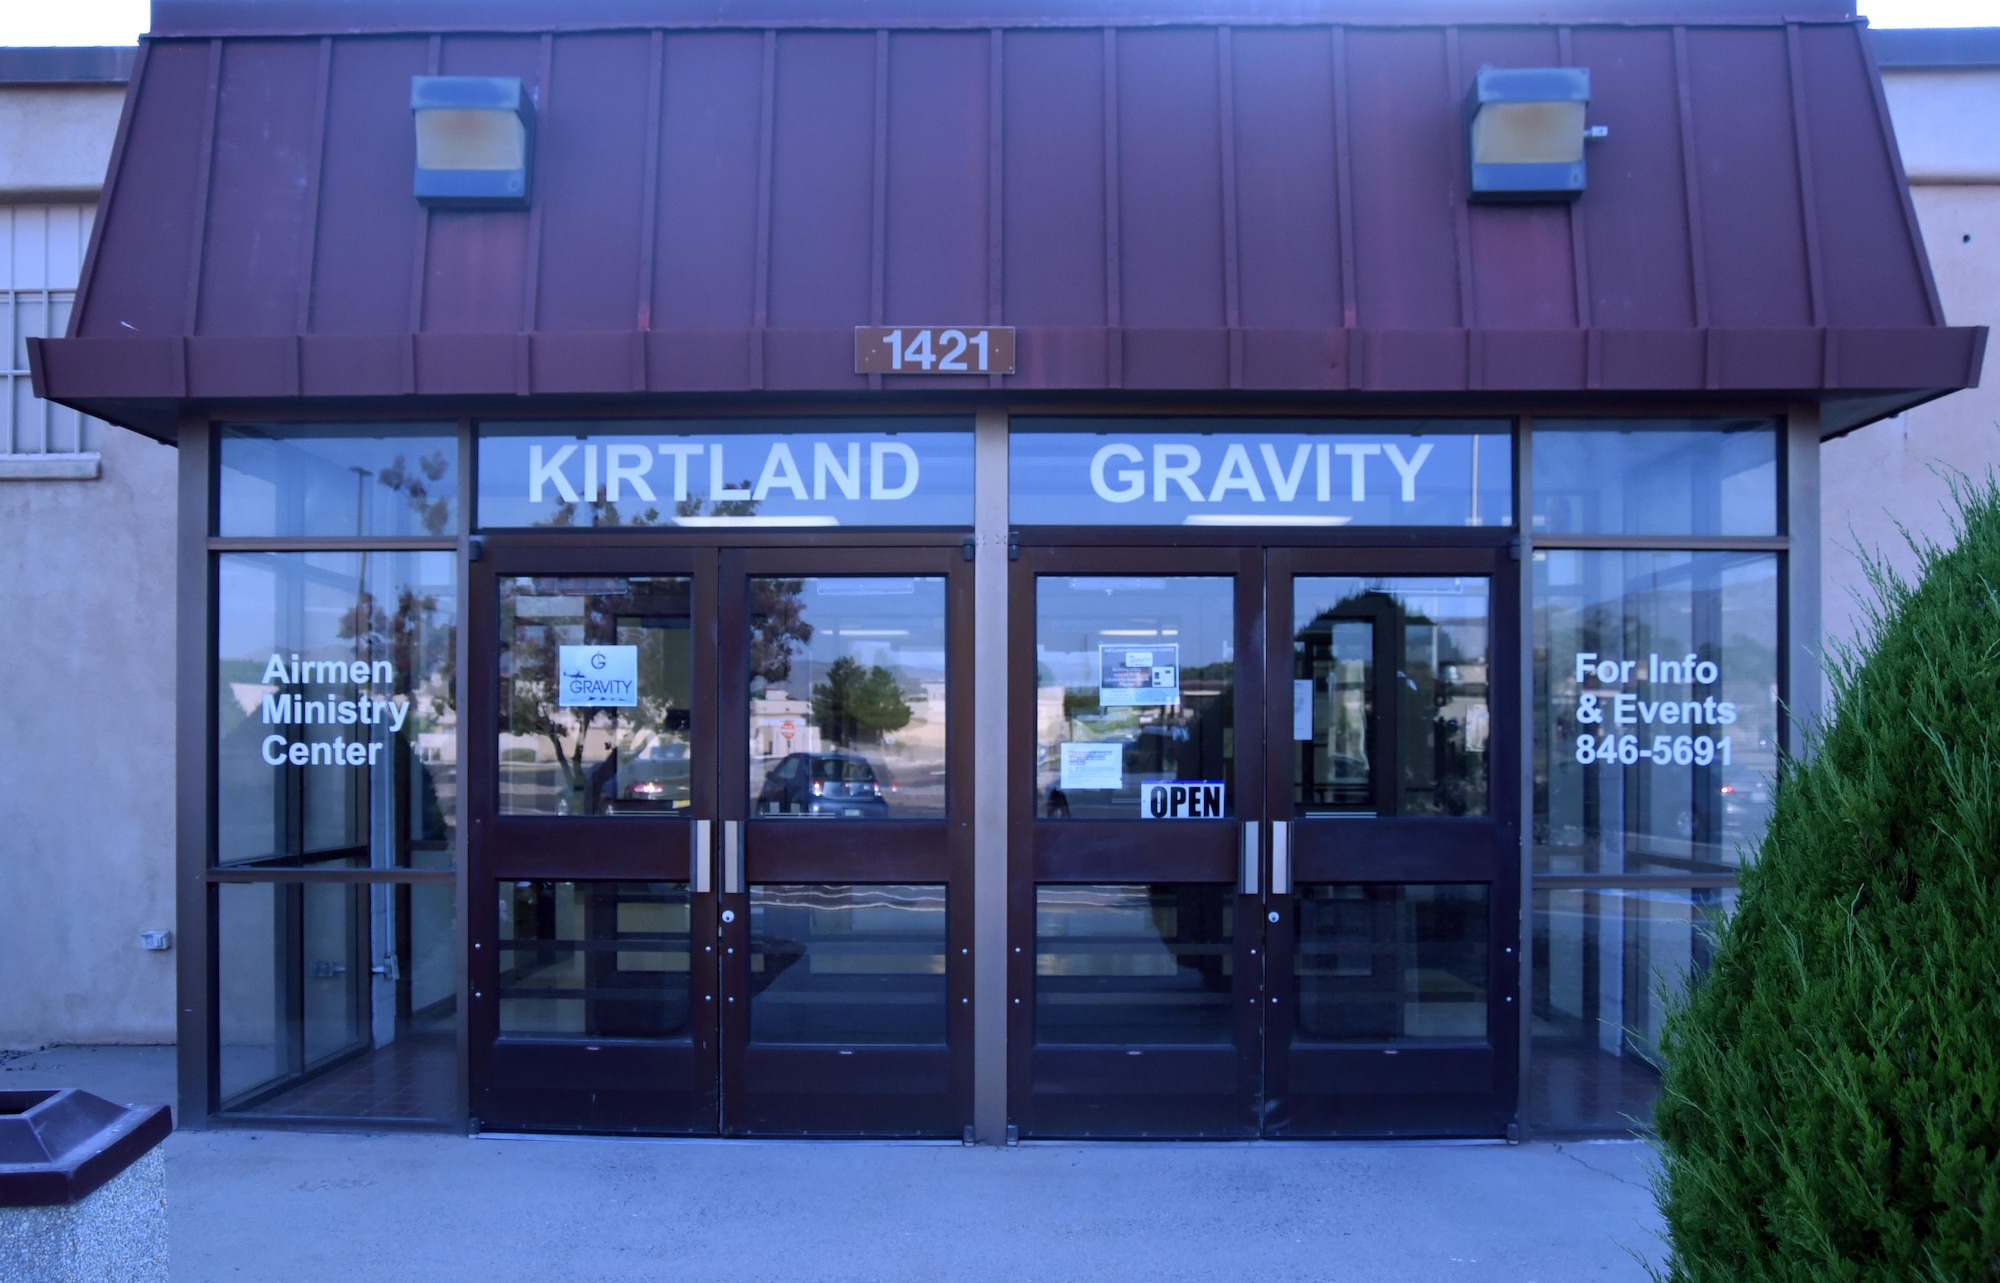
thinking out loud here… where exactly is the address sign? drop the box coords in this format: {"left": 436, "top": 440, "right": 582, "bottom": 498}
{"left": 856, "top": 326, "right": 1016, "bottom": 375}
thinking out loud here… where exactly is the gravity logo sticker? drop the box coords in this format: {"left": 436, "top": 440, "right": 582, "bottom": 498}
{"left": 559, "top": 645, "right": 639, "bottom": 707}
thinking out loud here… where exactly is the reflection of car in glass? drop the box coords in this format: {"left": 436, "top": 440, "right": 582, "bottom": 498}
{"left": 604, "top": 742, "right": 692, "bottom": 815}
{"left": 1718, "top": 779, "right": 1771, "bottom": 821}
{"left": 758, "top": 752, "right": 891, "bottom": 818}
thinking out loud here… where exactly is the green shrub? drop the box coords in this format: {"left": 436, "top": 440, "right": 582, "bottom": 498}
{"left": 1652, "top": 476, "right": 2000, "bottom": 1282}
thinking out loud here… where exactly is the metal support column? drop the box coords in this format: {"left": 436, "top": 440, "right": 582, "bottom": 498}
{"left": 1785, "top": 403, "right": 1824, "bottom": 756}
{"left": 175, "top": 416, "right": 213, "bottom": 1129}
{"left": 971, "top": 405, "right": 1010, "bottom": 1142}
{"left": 1514, "top": 417, "right": 1535, "bottom": 1140}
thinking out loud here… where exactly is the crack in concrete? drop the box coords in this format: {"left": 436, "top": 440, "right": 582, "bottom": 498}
{"left": 1553, "top": 1142, "right": 1650, "bottom": 1192}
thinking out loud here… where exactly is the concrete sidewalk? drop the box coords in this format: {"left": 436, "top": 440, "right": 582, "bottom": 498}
{"left": 2, "top": 1046, "right": 1664, "bottom": 1282}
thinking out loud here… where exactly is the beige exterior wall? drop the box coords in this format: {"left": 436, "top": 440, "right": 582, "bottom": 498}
{"left": 0, "top": 77, "right": 177, "bottom": 1048}
{"left": 0, "top": 423, "right": 177, "bottom": 1046}
{"left": 1821, "top": 67, "right": 2000, "bottom": 654}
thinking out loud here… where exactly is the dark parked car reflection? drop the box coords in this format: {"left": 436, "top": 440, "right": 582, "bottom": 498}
{"left": 757, "top": 751, "right": 892, "bottom": 818}
{"left": 602, "top": 742, "right": 692, "bottom": 815}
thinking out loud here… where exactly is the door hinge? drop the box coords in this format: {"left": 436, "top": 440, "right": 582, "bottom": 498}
{"left": 962, "top": 535, "right": 976, "bottom": 561}
{"left": 1508, "top": 535, "right": 1526, "bottom": 562}
{"left": 468, "top": 535, "right": 485, "bottom": 563}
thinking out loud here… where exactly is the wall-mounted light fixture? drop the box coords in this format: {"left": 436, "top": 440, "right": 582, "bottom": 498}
{"left": 411, "top": 76, "right": 535, "bottom": 209}
{"left": 1464, "top": 67, "right": 1602, "bottom": 203}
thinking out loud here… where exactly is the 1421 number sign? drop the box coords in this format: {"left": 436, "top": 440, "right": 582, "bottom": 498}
{"left": 855, "top": 326, "right": 1016, "bottom": 375}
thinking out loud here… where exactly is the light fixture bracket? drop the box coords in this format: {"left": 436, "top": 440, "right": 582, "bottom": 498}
{"left": 1464, "top": 66, "right": 1592, "bottom": 203}
{"left": 411, "top": 75, "right": 536, "bottom": 210}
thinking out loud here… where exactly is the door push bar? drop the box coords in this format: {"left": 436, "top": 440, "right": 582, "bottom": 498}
{"left": 689, "top": 820, "right": 713, "bottom": 893}
{"left": 721, "top": 820, "right": 744, "bottom": 894}
{"left": 1241, "top": 821, "right": 1293, "bottom": 895}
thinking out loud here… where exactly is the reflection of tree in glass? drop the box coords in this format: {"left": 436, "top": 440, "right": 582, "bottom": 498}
{"left": 527, "top": 476, "right": 763, "bottom": 529}
{"left": 374, "top": 451, "right": 454, "bottom": 536}
{"left": 504, "top": 585, "right": 687, "bottom": 814}
{"left": 677, "top": 484, "right": 758, "bottom": 520}
{"left": 811, "top": 657, "right": 912, "bottom": 747}
{"left": 749, "top": 579, "right": 813, "bottom": 686}
{"left": 536, "top": 499, "right": 664, "bottom": 528}
{"left": 337, "top": 585, "right": 456, "bottom": 718}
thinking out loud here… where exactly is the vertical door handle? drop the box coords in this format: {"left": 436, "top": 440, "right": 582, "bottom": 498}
{"left": 690, "top": 819, "right": 713, "bottom": 893}
{"left": 1270, "top": 821, "right": 1291, "bottom": 895}
{"left": 1240, "top": 823, "right": 1261, "bottom": 895}
{"left": 721, "top": 820, "right": 743, "bottom": 894}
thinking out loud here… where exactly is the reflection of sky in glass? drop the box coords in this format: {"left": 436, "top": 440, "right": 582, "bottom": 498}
{"left": 1532, "top": 421, "right": 1776, "bottom": 536}
{"left": 477, "top": 419, "right": 973, "bottom": 529}
{"left": 1011, "top": 419, "right": 1512, "bottom": 527}
{"left": 219, "top": 424, "right": 458, "bottom": 538}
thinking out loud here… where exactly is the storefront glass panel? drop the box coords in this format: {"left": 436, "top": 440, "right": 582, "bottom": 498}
{"left": 1528, "top": 884, "right": 1735, "bottom": 1131}
{"left": 1035, "top": 885, "right": 1236, "bottom": 1045}
{"left": 747, "top": 576, "right": 947, "bottom": 820}
{"left": 1010, "top": 419, "right": 1512, "bottom": 527}
{"left": 498, "top": 576, "right": 694, "bottom": 818}
{"left": 496, "top": 881, "right": 692, "bottom": 1040}
{"left": 1036, "top": 576, "right": 1237, "bottom": 820}
{"left": 1292, "top": 577, "right": 1491, "bottom": 817}
{"left": 476, "top": 419, "right": 974, "bottom": 528}
{"left": 747, "top": 885, "right": 948, "bottom": 1044}
{"left": 215, "top": 551, "right": 458, "bottom": 868}
{"left": 217, "top": 876, "right": 458, "bottom": 1121}
{"left": 1533, "top": 550, "right": 1779, "bottom": 875}
{"left": 218, "top": 423, "right": 459, "bottom": 538}
{"left": 1292, "top": 884, "right": 1489, "bottom": 1043}
{"left": 1531, "top": 419, "right": 1777, "bottom": 537}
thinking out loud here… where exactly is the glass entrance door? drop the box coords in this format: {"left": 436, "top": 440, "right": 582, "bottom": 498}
{"left": 1262, "top": 548, "right": 1518, "bottom": 1136}
{"left": 1012, "top": 549, "right": 1267, "bottom": 1136}
{"left": 1011, "top": 544, "right": 1517, "bottom": 1138}
{"left": 718, "top": 548, "right": 971, "bottom": 1135}
{"left": 469, "top": 544, "right": 970, "bottom": 1136}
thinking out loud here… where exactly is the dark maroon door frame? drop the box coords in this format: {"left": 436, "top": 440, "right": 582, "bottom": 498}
{"left": 1007, "top": 540, "right": 1518, "bottom": 1139}
{"left": 466, "top": 539, "right": 974, "bottom": 1136}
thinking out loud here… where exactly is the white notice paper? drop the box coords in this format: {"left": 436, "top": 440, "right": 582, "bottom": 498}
{"left": 1293, "top": 679, "right": 1314, "bottom": 741}
{"left": 1099, "top": 643, "right": 1180, "bottom": 708}
{"left": 1059, "top": 742, "right": 1123, "bottom": 791}
{"left": 558, "top": 645, "right": 640, "bottom": 707}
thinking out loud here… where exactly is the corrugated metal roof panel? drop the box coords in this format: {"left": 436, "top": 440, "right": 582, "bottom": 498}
{"left": 34, "top": 10, "right": 1983, "bottom": 439}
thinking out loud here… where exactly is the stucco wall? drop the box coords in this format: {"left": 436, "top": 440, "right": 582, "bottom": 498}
{"left": 0, "top": 424, "right": 178, "bottom": 1047}
{"left": 0, "top": 85, "right": 124, "bottom": 199}
{"left": 1821, "top": 68, "right": 2000, "bottom": 654}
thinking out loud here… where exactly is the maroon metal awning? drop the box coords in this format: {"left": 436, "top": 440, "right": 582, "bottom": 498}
{"left": 32, "top": 0, "right": 1984, "bottom": 441}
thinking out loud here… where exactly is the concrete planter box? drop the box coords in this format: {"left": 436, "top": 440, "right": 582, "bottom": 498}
{"left": 0, "top": 1090, "right": 170, "bottom": 1283}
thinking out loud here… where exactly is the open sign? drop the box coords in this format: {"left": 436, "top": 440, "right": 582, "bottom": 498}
{"left": 1140, "top": 781, "right": 1226, "bottom": 819}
